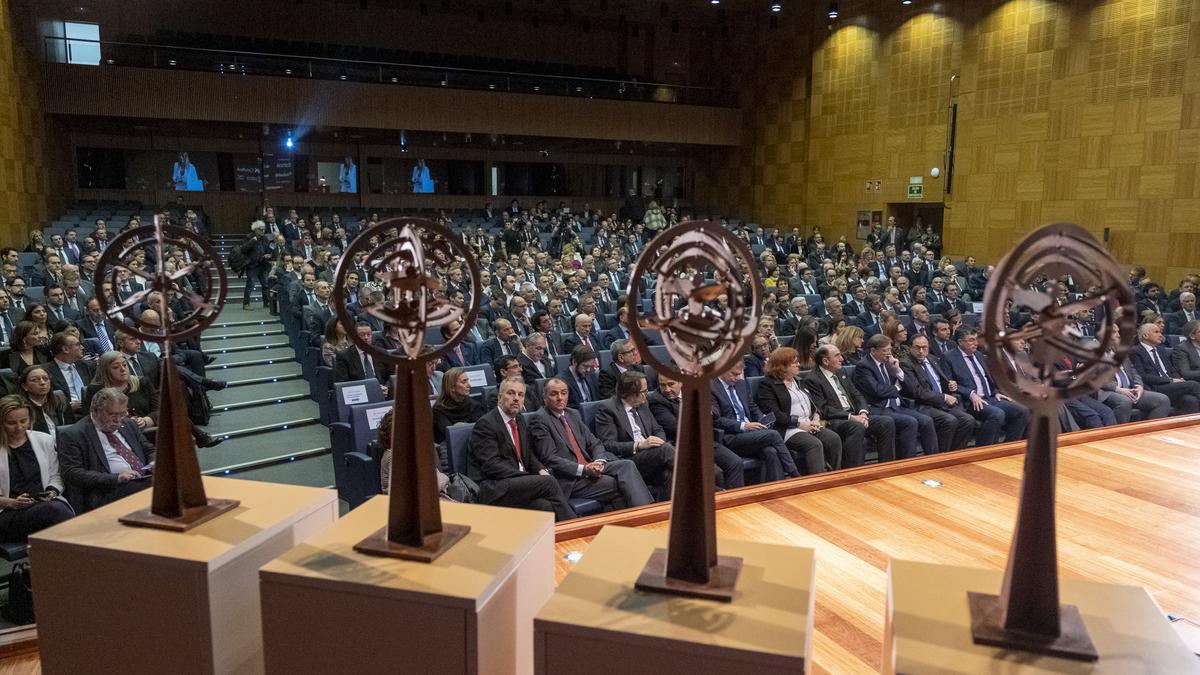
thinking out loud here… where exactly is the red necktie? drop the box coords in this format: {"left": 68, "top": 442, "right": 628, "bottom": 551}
{"left": 508, "top": 418, "right": 522, "bottom": 464}
{"left": 559, "top": 415, "right": 587, "bottom": 464}
{"left": 455, "top": 346, "right": 465, "bottom": 365}
{"left": 105, "top": 430, "right": 143, "bottom": 472}
{"left": 582, "top": 335, "right": 591, "bottom": 349}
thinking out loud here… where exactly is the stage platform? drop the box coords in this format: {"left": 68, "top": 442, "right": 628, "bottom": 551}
{"left": 553, "top": 417, "right": 1200, "bottom": 674}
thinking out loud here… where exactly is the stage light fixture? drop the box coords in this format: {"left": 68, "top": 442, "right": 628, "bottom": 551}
{"left": 285, "top": 130, "right": 294, "bottom": 150}
{"left": 711, "top": 0, "right": 720, "bottom": 5}
{"left": 771, "top": 1, "right": 782, "bottom": 11}
{"left": 827, "top": 1, "right": 839, "bottom": 19}
{"left": 901, "top": 0, "right": 913, "bottom": 4}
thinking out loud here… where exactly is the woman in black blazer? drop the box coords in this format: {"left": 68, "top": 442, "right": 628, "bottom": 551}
{"left": 755, "top": 346, "right": 843, "bottom": 474}
{"left": 18, "top": 366, "right": 74, "bottom": 438}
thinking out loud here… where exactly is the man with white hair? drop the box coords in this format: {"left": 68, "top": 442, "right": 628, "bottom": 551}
{"left": 1127, "top": 322, "right": 1200, "bottom": 414}
{"left": 238, "top": 221, "right": 272, "bottom": 310}
{"left": 58, "top": 388, "right": 156, "bottom": 512}
{"left": 1167, "top": 291, "right": 1196, "bottom": 335}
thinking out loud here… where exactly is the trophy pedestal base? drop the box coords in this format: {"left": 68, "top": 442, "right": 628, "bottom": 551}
{"left": 633, "top": 547, "right": 743, "bottom": 602}
{"left": 353, "top": 523, "right": 471, "bottom": 562}
{"left": 119, "top": 498, "right": 241, "bottom": 532}
{"left": 968, "top": 592, "right": 1098, "bottom": 662}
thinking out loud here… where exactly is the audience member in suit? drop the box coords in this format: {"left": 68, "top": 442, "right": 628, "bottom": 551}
{"left": 1167, "top": 292, "right": 1197, "bottom": 335}
{"left": 900, "top": 334, "right": 977, "bottom": 452}
{"left": 530, "top": 378, "right": 654, "bottom": 509}
{"left": 851, "top": 334, "right": 933, "bottom": 458}
{"left": 1128, "top": 322, "right": 1200, "bottom": 413}
{"left": 935, "top": 284, "right": 970, "bottom": 316}
{"left": 301, "top": 280, "right": 334, "bottom": 337}
{"left": 1170, "top": 319, "right": 1200, "bottom": 382}
{"left": 333, "top": 321, "right": 391, "bottom": 397}
{"left": 0, "top": 396, "right": 74, "bottom": 539}
{"left": 515, "top": 332, "right": 555, "bottom": 386}
{"left": 558, "top": 345, "right": 600, "bottom": 410}
{"left": 0, "top": 289, "right": 15, "bottom": 347}
{"left": 44, "top": 284, "right": 79, "bottom": 325}
{"left": 45, "top": 331, "right": 93, "bottom": 416}
{"left": 439, "top": 319, "right": 477, "bottom": 371}
{"left": 803, "top": 344, "right": 896, "bottom": 467}
{"left": 484, "top": 356, "right": 540, "bottom": 413}
{"left": 17, "top": 366, "right": 74, "bottom": 435}
{"left": 854, "top": 296, "right": 884, "bottom": 331}
{"left": 1098, "top": 325, "right": 1171, "bottom": 423}
{"left": 927, "top": 318, "right": 954, "bottom": 363}
{"left": 939, "top": 328, "right": 1029, "bottom": 445}
{"left": 648, "top": 373, "right": 745, "bottom": 488}
{"left": 1136, "top": 283, "right": 1165, "bottom": 319}
{"left": 478, "top": 318, "right": 522, "bottom": 366}
{"left": 560, "top": 313, "right": 602, "bottom": 356}
{"left": 75, "top": 298, "right": 118, "bottom": 353}
{"left": 754, "top": 347, "right": 843, "bottom": 473}
{"left": 58, "top": 387, "right": 155, "bottom": 513}
{"left": 431, "top": 368, "right": 485, "bottom": 445}
{"left": 594, "top": 371, "right": 674, "bottom": 496}
{"left": 743, "top": 336, "right": 770, "bottom": 378}
{"left": 466, "top": 377, "right": 575, "bottom": 520}
{"left": 598, "top": 338, "right": 647, "bottom": 399}
{"left": 711, "top": 362, "right": 800, "bottom": 480}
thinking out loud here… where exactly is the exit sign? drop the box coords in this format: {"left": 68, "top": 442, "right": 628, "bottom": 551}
{"left": 907, "top": 184, "right": 923, "bottom": 199}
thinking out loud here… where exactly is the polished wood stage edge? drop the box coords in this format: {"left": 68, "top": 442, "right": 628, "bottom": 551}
{"left": 554, "top": 421, "right": 1200, "bottom": 674}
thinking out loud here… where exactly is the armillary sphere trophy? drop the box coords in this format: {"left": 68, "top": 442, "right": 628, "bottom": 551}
{"left": 332, "top": 218, "right": 480, "bottom": 561}
{"left": 94, "top": 215, "right": 241, "bottom": 531}
{"left": 625, "top": 221, "right": 761, "bottom": 601}
{"left": 970, "top": 222, "right": 1135, "bottom": 660}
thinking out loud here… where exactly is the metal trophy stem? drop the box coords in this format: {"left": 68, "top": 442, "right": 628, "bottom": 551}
{"left": 353, "top": 363, "right": 470, "bottom": 561}
{"left": 635, "top": 383, "right": 741, "bottom": 600}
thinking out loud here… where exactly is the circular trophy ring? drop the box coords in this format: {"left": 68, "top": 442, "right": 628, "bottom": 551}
{"left": 332, "top": 217, "right": 481, "bottom": 365}
{"left": 93, "top": 222, "right": 227, "bottom": 344}
{"left": 626, "top": 221, "right": 762, "bottom": 385}
{"left": 982, "top": 222, "right": 1135, "bottom": 403}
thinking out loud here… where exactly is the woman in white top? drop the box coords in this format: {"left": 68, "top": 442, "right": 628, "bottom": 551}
{"left": 172, "top": 152, "right": 204, "bottom": 191}
{"left": 338, "top": 156, "right": 357, "bottom": 193}
{"left": 754, "top": 347, "right": 843, "bottom": 474}
{"left": 0, "top": 395, "right": 73, "bottom": 540}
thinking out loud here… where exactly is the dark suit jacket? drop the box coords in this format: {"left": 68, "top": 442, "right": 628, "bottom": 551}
{"left": 743, "top": 352, "right": 767, "bottom": 378}
{"left": 333, "top": 346, "right": 389, "bottom": 387}
{"left": 479, "top": 336, "right": 521, "bottom": 367}
{"left": 558, "top": 367, "right": 599, "bottom": 410}
{"left": 58, "top": 417, "right": 155, "bottom": 512}
{"left": 1167, "top": 310, "right": 1198, "bottom": 335}
{"left": 939, "top": 347, "right": 997, "bottom": 399}
{"left": 710, "top": 378, "right": 763, "bottom": 435}
{"left": 529, "top": 406, "right": 617, "bottom": 497}
{"left": 850, "top": 356, "right": 905, "bottom": 409}
{"left": 440, "top": 342, "right": 478, "bottom": 371}
{"left": 594, "top": 396, "right": 664, "bottom": 458}
{"left": 75, "top": 316, "right": 118, "bottom": 345}
{"left": 1127, "top": 342, "right": 1182, "bottom": 387}
{"left": 123, "top": 350, "right": 160, "bottom": 383}
{"left": 560, "top": 331, "right": 600, "bottom": 356}
{"left": 646, "top": 390, "right": 680, "bottom": 442}
{"left": 900, "top": 355, "right": 957, "bottom": 409}
{"left": 754, "top": 376, "right": 817, "bottom": 436}
{"left": 598, "top": 362, "right": 646, "bottom": 399}
{"left": 803, "top": 368, "right": 868, "bottom": 420}
{"left": 516, "top": 353, "right": 551, "bottom": 387}
{"left": 45, "top": 359, "right": 94, "bottom": 404}
{"left": 1170, "top": 342, "right": 1200, "bottom": 381}
{"left": 467, "top": 408, "right": 548, "bottom": 503}
{"left": 302, "top": 303, "right": 333, "bottom": 336}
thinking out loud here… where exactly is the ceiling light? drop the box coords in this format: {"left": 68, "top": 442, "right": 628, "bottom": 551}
{"left": 827, "top": 1, "right": 839, "bottom": 19}
{"left": 771, "top": 1, "right": 782, "bottom": 11}
{"left": 710, "top": 0, "right": 719, "bottom": 4}
{"left": 285, "top": 67, "right": 293, "bottom": 75}
{"left": 901, "top": 0, "right": 913, "bottom": 4}
{"left": 168, "top": 58, "right": 177, "bottom": 66}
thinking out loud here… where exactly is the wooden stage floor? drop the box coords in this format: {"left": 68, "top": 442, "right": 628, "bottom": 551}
{"left": 553, "top": 422, "right": 1200, "bottom": 674}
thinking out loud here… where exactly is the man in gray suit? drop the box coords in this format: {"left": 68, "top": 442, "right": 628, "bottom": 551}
{"left": 1099, "top": 326, "right": 1171, "bottom": 423}
{"left": 1170, "top": 319, "right": 1200, "bottom": 383}
{"left": 594, "top": 370, "right": 674, "bottom": 496}
{"left": 530, "top": 378, "right": 653, "bottom": 508}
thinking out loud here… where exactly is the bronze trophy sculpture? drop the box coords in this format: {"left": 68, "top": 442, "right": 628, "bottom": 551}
{"left": 625, "top": 221, "right": 761, "bottom": 601}
{"left": 970, "top": 222, "right": 1135, "bottom": 660}
{"left": 94, "top": 215, "right": 240, "bottom": 531}
{"left": 332, "top": 218, "right": 480, "bottom": 561}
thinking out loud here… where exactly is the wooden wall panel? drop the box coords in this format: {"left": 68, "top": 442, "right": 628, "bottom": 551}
{"left": 695, "top": 0, "right": 1200, "bottom": 285}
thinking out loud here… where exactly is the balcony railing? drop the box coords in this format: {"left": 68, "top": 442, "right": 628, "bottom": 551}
{"left": 43, "top": 36, "right": 737, "bottom": 107}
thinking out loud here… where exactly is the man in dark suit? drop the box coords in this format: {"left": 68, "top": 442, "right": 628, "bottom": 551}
{"left": 1098, "top": 325, "right": 1171, "bottom": 423}
{"left": 743, "top": 336, "right": 770, "bottom": 378}
{"left": 516, "top": 332, "right": 553, "bottom": 386}
{"left": 478, "top": 318, "right": 522, "bottom": 366}
{"left": 598, "top": 338, "right": 648, "bottom": 399}
{"left": 850, "top": 334, "right": 932, "bottom": 458}
{"left": 333, "top": 321, "right": 391, "bottom": 397}
{"left": 558, "top": 345, "right": 600, "bottom": 410}
{"left": 57, "top": 387, "right": 155, "bottom": 513}
{"left": 530, "top": 378, "right": 654, "bottom": 509}
{"left": 927, "top": 318, "right": 954, "bottom": 363}
{"left": 44, "top": 284, "right": 80, "bottom": 326}
{"left": 467, "top": 377, "right": 575, "bottom": 520}
{"left": 560, "top": 313, "right": 600, "bottom": 355}
{"left": 934, "top": 284, "right": 970, "bottom": 316}
{"left": 939, "top": 328, "right": 1029, "bottom": 445}
{"left": 1171, "top": 319, "right": 1200, "bottom": 382}
{"left": 302, "top": 281, "right": 334, "bottom": 336}
{"left": 648, "top": 372, "right": 745, "bottom": 489}
{"left": 1128, "top": 322, "right": 1200, "bottom": 413}
{"left": 46, "top": 331, "right": 93, "bottom": 416}
{"left": 439, "top": 319, "right": 478, "bottom": 371}
{"left": 804, "top": 344, "right": 896, "bottom": 467}
{"left": 901, "top": 334, "right": 977, "bottom": 452}
{"left": 1167, "top": 292, "right": 1197, "bottom": 335}
{"left": 854, "top": 295, "right": 884, "bottom": 331}
{"left": 711, "top": 363, "right": 799, "bottom": 480}
{"left": 594, "top": 371, "right": 674, "bottom": 496}
{"left": 76, "top": 298, "right": 118, "bottom": 353}
{"left": 116, "top": 332, "right": 160, "bottom": 383}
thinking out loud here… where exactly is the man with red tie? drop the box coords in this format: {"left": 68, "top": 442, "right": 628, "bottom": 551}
{"left": 559, "top": 313, "right": 597, "bottom": 355}
{"left": 57, "top": 388, "right": 155, "bottom": 513}
{"left": 467, "top": 377, "right": 575, "bottom": 520}
{"left": 530, "top": 379, "right": 653, "bottom": 508}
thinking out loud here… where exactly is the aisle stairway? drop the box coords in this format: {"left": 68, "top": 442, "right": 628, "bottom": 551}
{"left": 195, "top": 234, "right": 334, "bottom": 489}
